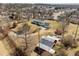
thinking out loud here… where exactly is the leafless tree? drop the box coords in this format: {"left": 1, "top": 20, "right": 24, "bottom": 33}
{"left": 74, "top": 13, "right": 79, "bottom": 41}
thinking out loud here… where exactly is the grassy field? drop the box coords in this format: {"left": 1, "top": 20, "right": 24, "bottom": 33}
{"left": 0, "top": 19, "right": 79, "bottom": 56}
{"left": 8, "top": 20, "right": 79, "bottom": 55}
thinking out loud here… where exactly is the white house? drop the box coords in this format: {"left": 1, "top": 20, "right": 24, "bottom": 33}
{"left": 37, "top": 35, "right": 60, "bottom": 54}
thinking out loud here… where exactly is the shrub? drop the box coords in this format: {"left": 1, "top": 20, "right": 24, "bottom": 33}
{"left": 75, "top": 51, "right": 79, "bottom": 56}
{"left": 61, "top": 35, "right": 78, "bottom": 49}
{"left": 55, "top": 48, "right": 67, "bottom": 56}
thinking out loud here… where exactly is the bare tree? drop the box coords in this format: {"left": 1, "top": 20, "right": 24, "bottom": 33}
{"left": 61, "top": 12, "right": 74, "bottom": 40}
{"left": 23, "top": 23, "right": 30, "bottom": 49}
{"left": 74, "top": 13, "right": 79, "bottom": 41}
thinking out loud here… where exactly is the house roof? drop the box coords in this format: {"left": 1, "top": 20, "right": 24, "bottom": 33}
{"left": 39, "top": 35, "right": 60, "bottom": 54}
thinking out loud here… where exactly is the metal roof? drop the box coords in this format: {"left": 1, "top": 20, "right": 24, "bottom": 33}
{"left": 39, "top": 36, "right": 60, "bottom": 54}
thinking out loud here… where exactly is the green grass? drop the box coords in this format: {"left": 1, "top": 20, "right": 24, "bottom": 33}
{"left": 49, "top": 21, "right": 62, "bottom": 29}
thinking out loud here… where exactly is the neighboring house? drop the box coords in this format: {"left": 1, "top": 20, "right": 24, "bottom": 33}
{"left": 53, "top": 11, "right": 65, "bottom": 20}
{"left": 31, "top": 19, "right": 49, "bottom": 29}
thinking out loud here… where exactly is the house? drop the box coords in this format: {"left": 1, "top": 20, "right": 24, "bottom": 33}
{"left": 35, "top": 35, "right": 60, "bottom": 55}
{"left": 53, "top": 11, "right": 65, "bottom": 20}
{"left": 31, "top": 19, "right": 49, "bottom": 29}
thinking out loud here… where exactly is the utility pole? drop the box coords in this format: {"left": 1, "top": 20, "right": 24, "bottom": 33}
{"left": 37, "top": 27, "right": 41, "bottom": 55}
{"left": 74, "top": 23, "right": 79, "bottom": 41}
{"left": 24, "top": 30, "right": 28, "bottom": 50}
{"left": 38, "top": 28, "right": 40, "bottom": 47}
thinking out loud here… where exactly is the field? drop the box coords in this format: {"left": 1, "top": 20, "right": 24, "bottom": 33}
{"left": 0, "top": 19, "right": 79, "bottom": 56}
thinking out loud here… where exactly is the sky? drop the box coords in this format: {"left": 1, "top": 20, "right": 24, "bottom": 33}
{"left": 0, "top": 0, "right": 79, "bottom": 4}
